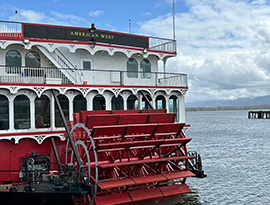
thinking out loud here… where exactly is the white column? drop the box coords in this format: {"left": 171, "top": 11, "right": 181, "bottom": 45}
{"left": 105, "top": 95, "right": 112, "bottom": 110}
{"left": 30, "top": 98, "right": 35, "bottom": 130}
{"left": 50, "top": 92, "right": 55, "bottom": 130}
{"left": 68, "top": 96, "right": 73, "bottom": 121}
{"left": 163, "top": 59, "right": 166, "bottom": 73}
{"left": 166, "top": 96, "right": 170, "bottom": 113}
{"left": 152, "top": 96, "right": 157, "bottom": 109}
{"left": 179, "top": 94, "right": 185, "bottom": 123}
{"left": 87, "top": 93, "right": 96, "bottom": 111}
{"left": 122, "top": 95, "right": 128, "bottom": 110}
{"left": 9, "top": 97, "right": 15, "bottom": 132}
{"left": 138, "top": 93, "right": 142, "bottom": 110}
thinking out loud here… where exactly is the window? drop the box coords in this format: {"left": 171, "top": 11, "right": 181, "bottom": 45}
{"left": 55, "top": 95, "right": 69, "bottom": 127}
{"left": 6, "top": 50, "right": 21, "bottom": 74}
{"left": 73, "top": 95, "right": 87, "bottom": 113}
{"left": 83, "top": 61, "right": 91, "bottom": 70}
{"left": 127, "top": 58, "right": 138, "bottom": 78}
{"left": 93, "top": 95, "right": 105, "bottom": 110}
{"left": 156, "top": 95, "right": 166, "bottom": 109}
{"left": 127, "top": 95, "right": 138, "bottom": 110}
{"left": 142, "top": 95, "right": 152, "bottom": 110}
{"left": 35, "top": 95, "right": 50, "bottom": 128}
{"left": 14, "top": 95, "right": 30, "bottom": 129}
{"left": 0, "top": 95, "right": 9, "bottom": 130}
{"left": 169, "top": 95, "right": 179, "bottom": 122}
{"left": 26, "top": 51, "right": 41, "bottom": 68}
{"left": 140, "top": 59, "right": 151, "bottom": 78}
{"left": 111, "top": 96, "right": 124, "bottom": 110}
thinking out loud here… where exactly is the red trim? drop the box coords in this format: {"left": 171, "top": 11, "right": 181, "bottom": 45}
{"left": 0, "top": 83, "right": 188, "bottom": 90}
{"left": 0, "top": 130, "right": 65, "bottom": 137}
{"left": 21, "top": 23, "right": 24, "bottom": 38}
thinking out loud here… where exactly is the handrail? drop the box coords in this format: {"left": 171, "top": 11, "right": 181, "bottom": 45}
{"left": 53, "top": 48, "right": 76, "bottom": 70}
{"left": 0, "top": 65, "right": 187, "bottom": 87}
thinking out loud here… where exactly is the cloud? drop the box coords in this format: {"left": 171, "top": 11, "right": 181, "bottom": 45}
{"left": 89, "top": 10, "right": 105, "bottom": 17}
{"left": 138, "top": 0, "right": 270, "bottom": 102}
{"left": 8, "top": 9, "right": 87, "bottom": 26}
{"left": 140, "top": 12, "right": 152, "bottom": 16}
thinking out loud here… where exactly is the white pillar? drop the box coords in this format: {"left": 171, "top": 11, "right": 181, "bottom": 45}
{"left": 50, "top": 92, "right": 55, "bottom": 130}
{"left": 9, "top": 97, "right": 15, "bottom": 132}
{"left": 179, "top": 94, "right": 185, "bottom": 123}
{"left": 138, "top": 93, "right": 142, "bottom": 110}
{"left": 166, "top": 96, "right": 170, "bottom": 113}
{"left": 87, "top": 93, "right": 96, "bottom": 111}
{"left": 30, "top": 98, "right": 35, "bottom": 130}
{"left": 68, "top": 96, "right": 73, "bottom": 121}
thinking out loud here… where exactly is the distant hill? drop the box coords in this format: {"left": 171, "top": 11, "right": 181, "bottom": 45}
{"left": 186, "top": 95, "right": 270, "bottom": 108}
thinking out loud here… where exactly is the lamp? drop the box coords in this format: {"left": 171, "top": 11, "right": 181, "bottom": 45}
{"left": 142, "top": 48, "right": 147, "bottom": 54}
{"left": 23, "top": 39, "right": 30, "bottom": 44}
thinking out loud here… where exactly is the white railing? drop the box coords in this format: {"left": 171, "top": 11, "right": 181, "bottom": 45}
{"left": 0, "top": 66, "right": 187, "bottom": 87}
{"left": 0, "top": 21, "right": 21, "bottom": 38}
{"left": 149, "top": 37, "right": 176, "bottom": 53}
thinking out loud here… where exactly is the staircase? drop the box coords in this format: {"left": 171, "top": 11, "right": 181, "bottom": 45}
{"left": 37, "top": 46, "right": 80, "bottom": 84}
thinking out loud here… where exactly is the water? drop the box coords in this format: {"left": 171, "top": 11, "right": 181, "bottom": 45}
{"left": 180, "top": 110, "right": 270, "bottom": 205}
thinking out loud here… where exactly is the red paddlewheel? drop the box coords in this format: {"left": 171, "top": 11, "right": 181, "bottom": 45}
{"left": 66, "top": 110, "right": 195, "bottom": 205}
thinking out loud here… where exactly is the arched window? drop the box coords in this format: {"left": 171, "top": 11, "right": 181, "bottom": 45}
{"left": 142, "top": 95, "right": 152, "bottom": 110}
{"left": 156, "top": 95, "right": 166, "bottom": 110}
{"left": 169, "top": 95, "right": 179, "bottom": 122}
{"left": 0, "top": 95, "right": 9, "bottom": 130}
{"left": 73, "top": 95, "right": 87, "bottom": 113}
{"left": 55, "top": 95, "right": 69, "bottom": 127}
{"left": 111, "top": 96, "right": 124, "bottom": 110}
{"left": 93, "top": 95, "right": 106, "bottom": 110}
{"left": 140, "top": 59, "right": 151, "bottom": 78}
{"left": 26, "top": 51, "right": 40, "bottom": 67}
{"left": 6, "top": 50, "right": 21, "bottom": 74}
{"left": 127, "top": 95, "right": 138, "bottom": 110}
{"left": 14, "top": 95, "right": 30, "bottom": 129}
{"left": 127, "top": 58, "right": 138, "bottom": 78}
{"left": 35, "top": 95, "right": 50, "bottom": 128}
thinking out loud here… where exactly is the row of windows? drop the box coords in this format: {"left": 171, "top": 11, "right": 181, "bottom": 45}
{"left": 0, "top": 94, "right": 178, "bottom": 130}
{"left": 6, "top": 50, "right": 40, "bottom": 74}
{"left": 127, "top": 58, "right": 151, "bottom": 78}
{"left": 5, "top": 50, "right": 152, "bottom": 78}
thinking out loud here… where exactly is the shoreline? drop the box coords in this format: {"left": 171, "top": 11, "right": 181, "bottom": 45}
{"left": 185, "top": 105, "right": 270, "bottom": 112}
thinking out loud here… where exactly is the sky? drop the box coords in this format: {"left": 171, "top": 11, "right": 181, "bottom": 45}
{"left": 1, "top": 0, "right": 270, "bottom": 102}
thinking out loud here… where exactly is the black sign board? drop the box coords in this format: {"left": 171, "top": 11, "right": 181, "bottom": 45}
{"left": 23, "top": 24, "right": 149, "bottom": 49}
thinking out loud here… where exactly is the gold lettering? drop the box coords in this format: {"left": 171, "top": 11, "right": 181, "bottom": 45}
{"left": 70, "top": 31, "right": 74, "bottom": 35}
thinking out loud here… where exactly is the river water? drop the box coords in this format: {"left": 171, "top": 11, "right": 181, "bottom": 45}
{"left": 180, "top": 110, "right": 270, "bottom": 205}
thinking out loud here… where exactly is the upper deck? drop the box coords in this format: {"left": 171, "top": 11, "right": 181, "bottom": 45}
{"left": 0, "top": 20, "right": 176, "bottom": 54}
{"left": 0, "top": 21, "right": 187, "bottom": 88}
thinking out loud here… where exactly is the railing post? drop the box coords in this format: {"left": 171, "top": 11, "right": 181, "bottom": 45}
{"left": 120, "top": 71, "right": 123, "bottom": 85}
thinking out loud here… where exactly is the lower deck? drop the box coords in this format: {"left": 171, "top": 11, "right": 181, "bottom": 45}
{"left": 0, "top": 84, "right": 186, "bottom": 144}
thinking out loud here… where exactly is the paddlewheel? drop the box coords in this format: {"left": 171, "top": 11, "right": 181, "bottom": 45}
{"left": 66, "top": 109, "right": 196, "bottom": 205}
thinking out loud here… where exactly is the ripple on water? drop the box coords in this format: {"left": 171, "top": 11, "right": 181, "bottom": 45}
{"left": 180, "top": 110, "right": 270, "bottom": 205}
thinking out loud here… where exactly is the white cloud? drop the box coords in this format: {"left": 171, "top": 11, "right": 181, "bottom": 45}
{"left": 89, "top": 10, "right": 105, "bottom": 17}
{"left": 8, "top": 9, "right": 87, "bottom": 26}
{"left": 138, "top": 0, "right": 270, "bottom": 102}
{"left": 140, "top": 12, "right": 152, "bottom": 16}
{"left": 13, "top": 10, "right": 46, "bottom": 22}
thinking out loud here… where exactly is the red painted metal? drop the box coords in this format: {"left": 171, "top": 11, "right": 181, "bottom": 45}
{"left": 0, "top": 109, "right": 195, "bottom": 205}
